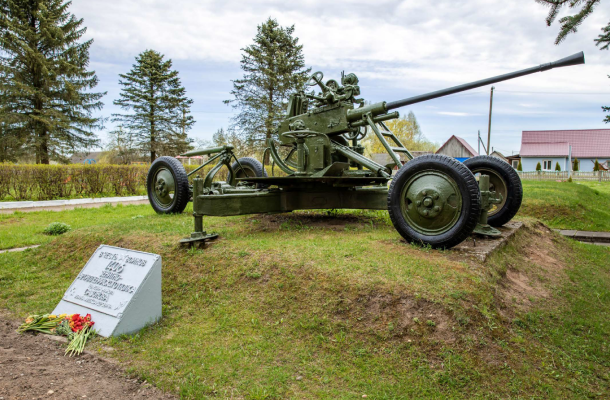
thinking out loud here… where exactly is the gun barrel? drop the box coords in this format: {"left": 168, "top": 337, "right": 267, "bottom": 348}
{"left": 385, "top": 52, "right": 585, "bottom": 111}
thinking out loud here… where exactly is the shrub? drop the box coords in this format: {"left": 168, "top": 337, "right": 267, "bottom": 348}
{"left": 43, "top": 222, "right": 71, "bottom": 235}
{"left": 517, "top": 160, "right": 522, "bottom": 171}
{"left": 594, "top": 159, "right": 600, "bottom": 172}
{"left": 536, "top": 162, "right": 541, "bottom": 172}
{"left": 573, "top": 158, "right": 580, "bottom": 171}
{"left": 0, "top": 164, "right": 12, "bottom": 199}
{"left": 555, "top": 162, "right": 561, "bottom": 171}
{"left": 0, "top": 161, "right": 280, "bottom": 201}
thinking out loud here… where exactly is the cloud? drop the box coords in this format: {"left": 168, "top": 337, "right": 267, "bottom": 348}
{"left": 68, "top": 0, "right": 610, "bottom": 154}
{"left": 437, "top": 112, "right": 482, "bottom": 117}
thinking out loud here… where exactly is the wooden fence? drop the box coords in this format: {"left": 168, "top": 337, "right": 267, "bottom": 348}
{"left": 517, "top": 171, "right": 610, "bottom": 182}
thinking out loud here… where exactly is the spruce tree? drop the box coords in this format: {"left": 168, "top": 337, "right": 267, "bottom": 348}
{"left": 594, "top": 159, "right": 600, "bottom": 171}
{"left": 535, "top": 0, "right": 609, "bottom": 50}
{"left": 536, "top": 162, "right": 542, "bottom": 171}
{"left": 0, "top": 0, "right": 104, "bottom": 164}
{"left": 573, "top": 158, "right": 580, "bottom": 171}
{"left": 225, "top": 18, "right": 311, "bottom": 153}
{"left": 113, "top": 50, "right": 194, "bottom": 162}
{"left": 517, "top": 159, "right": 523, "bottom": 171}
{"left": 555, "top": 162, "right": 561, "bottom": 171}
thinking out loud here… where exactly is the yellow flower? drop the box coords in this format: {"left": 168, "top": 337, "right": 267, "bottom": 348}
{"left": 49, "top": 315, "right": 57, "bottom": 319}
{"left": 59, "top": 314, "right": 67, "bottom": 318}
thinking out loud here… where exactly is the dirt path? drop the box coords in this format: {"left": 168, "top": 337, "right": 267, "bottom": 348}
{"left": 0, "top": 314, "right": 174, "bottom": 400}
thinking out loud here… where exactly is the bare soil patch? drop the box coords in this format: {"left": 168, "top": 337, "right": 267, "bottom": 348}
{"left": 497, "top": 222, "right": 567, "bottom": 314}
{"left": 0, "top": 313, "right": 175, "bottom": 400}
{"left": 246, "top": 212, "right": 383, "bottom": 231}
{"left": 357, "top": 294, "right": 458, "bottom": 343}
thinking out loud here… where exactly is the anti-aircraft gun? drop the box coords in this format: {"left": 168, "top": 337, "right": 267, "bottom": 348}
{"left": 146, "top": 52, "right": 585, "bottom": 248}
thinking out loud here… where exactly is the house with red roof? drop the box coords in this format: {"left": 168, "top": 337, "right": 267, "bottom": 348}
{"left": 436, "top": 135, "right": 478, "bottom": 162}
{"left": 519, "top": 129, "right": 610, "bottom": 172}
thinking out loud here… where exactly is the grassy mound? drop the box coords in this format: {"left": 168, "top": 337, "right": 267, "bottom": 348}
{"left": 520, "top": 181, "right": 610, "bottom": 231}
{"left": 1, "top": 208, "right": 609, "bottom": 399}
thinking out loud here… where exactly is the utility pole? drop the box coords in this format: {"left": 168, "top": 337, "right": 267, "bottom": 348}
{"left": 487, "top": 86, "right": 494, "bottom": 155}
{"left": 567, "top": 144, "right": 572, "bottom": 178}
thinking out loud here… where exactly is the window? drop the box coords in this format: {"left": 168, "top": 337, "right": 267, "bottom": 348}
{"left": 512, "top": 160, "right": 519, "bottom": 169}
{"left": 543, "top": 160, "right": 552, "bottom": 170}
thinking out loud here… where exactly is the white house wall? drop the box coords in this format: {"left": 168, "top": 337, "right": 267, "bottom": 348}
{"left": 521, "top": 157, "right": 604, "bottom": 172}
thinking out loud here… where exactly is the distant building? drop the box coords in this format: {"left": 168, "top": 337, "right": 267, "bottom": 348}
{"left": 490, "top": 150, "right": 508, "bottom": 163}
{"left": 519, "top": 129, "right": 610, "bottom": 172}
{"left": 410, "top": 151, "right": 434, "bottom": 158}
{"left": 435, "top": 135, "right": 478, "bottom": 161}
{"left": 70, "top": 151, "right": 104, "bottom": 164}
{"left": 176, "top": 155, "right": 204, "bottom": 166}
{"left": 370, "top": 150, "right": 433, "bottom": 170}
{"left": 506, "top": 154, "right": 521, "bottom": 170}
{"left": 370, "top": 152, "right": 409, "bottom": 169}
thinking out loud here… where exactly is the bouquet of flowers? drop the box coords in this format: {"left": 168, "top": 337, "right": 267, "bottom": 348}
{"left": 18, "top": 313, "right": 96, "bottom": 356}
{"left": 63, "top": 314, "right": 96, "bottom": 357}
{"left": 17, "top": 314, "right": 67, "bottom": 334}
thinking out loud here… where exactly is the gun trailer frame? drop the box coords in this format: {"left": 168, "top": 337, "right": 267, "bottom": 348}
{"left": 146, "top": 52, "right": 585, "bottom": 249}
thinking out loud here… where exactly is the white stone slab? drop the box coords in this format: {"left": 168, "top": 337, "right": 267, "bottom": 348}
{"left": 53, "top": 245, "right": 162, "bottom": 337}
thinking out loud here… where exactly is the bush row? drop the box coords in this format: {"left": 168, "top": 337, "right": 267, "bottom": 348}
{"left": 0, "top": 162, "right": 281, "bottom": 201}
{"left": 0, "top": 164, "right": 151, "bottom": 201}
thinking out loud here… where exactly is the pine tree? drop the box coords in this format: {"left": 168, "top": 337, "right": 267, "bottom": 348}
{"left": 0, "top": 0, "right": 105, "bottom": 164}
{"left": 555, "top": 162, "right": 561, "bottom": 171}
{"left": 573, "top": 158, "right": 580, "bottom": 171}
{"left": 225, "top": 18, "right": 311, "bottom": 153}
{"left": 535, "top": 0, "right": 609, "bottom": 50}
{"left": 517, "top": 159, "right": 523, "bottom": 171}
{"left": 594, "top": 159, "right": 600, "bottom": 171}
{"left": 536, "top": 162, "right": 542, "bottom": 171}
{"left": 113, "top": 50, "right": 194, "bottom": 162}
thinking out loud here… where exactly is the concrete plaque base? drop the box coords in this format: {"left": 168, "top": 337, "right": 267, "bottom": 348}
{"left": 53, "top": 245, "right": 162, "bottom": 337}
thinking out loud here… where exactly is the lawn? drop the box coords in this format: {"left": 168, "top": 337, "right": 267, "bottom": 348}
{"left": 1, "top": 201, "right": 609, "bottom": 399}
{"left": 519, "top": 180, "right": 610, "bottom": 231}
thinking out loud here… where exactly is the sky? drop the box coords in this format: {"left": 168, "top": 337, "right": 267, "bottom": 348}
{"left": 71, "top": 0, "right": 610, "bottom": 156}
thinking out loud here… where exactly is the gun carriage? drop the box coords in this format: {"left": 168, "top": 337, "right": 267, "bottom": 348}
{"left": 147, "top": 52, "right": 585, "bottom": 249}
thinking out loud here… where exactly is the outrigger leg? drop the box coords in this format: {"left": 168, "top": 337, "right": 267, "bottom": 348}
{"left": 180, "top": 176, "right": 219, "bottom": 247}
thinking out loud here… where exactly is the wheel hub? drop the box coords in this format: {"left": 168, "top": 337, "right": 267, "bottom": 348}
{"left": 414, "top": 189, "right": 444, "bottom": 218}
{"left": 400, "top": 171, "right": 462, "bottom": 235}
{"left": 152, "top": 168, "right": 175, "bottom": 206}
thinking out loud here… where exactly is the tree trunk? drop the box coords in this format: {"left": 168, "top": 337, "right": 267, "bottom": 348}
{"left": 39, "top": 130, "right": 49, "bottom": 164}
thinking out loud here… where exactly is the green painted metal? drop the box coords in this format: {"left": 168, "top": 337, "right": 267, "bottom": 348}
{"left": 473, "top": 174, "right": 503, "bottom": 237}
{"left": 471, "top": 168, "right": 507, "bottom": 217}
{"left": 151, "top": 52, "right": 585, "bottom": 247}
{"left": 398, "top": 170, "right": 462, "bottom": 235}
{"left": 193, "top": 186, "right": 388, "bottom": 216}
{"left": 150, "top": 168, "right": 175, "bottom": 207}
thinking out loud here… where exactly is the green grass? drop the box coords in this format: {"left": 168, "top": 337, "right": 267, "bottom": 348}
{"left": 0, "top": 203, "right": 156, "bottom": 250}
{"left": 520, "top": 180, "right": 610, "bottom": 231}
{"left": 1, "top": 204, "right": 609, "bottom": 398}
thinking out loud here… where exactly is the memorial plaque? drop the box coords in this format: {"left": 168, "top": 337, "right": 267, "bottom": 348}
{"left": 53, "top": 245, "right": 162, "bottom": 337}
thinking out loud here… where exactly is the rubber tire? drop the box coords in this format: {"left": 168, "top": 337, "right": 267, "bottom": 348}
{"left": 227, "top": 157, "right": 268, "bottom": 188}
{"left": 463, "top": 155, "right": 523, "bottom": 227}
{"left": 388, "top": 154, "right": 481, "bottom": 249}
{"left": 147, "top": 156, "right": 190, "bottom": 214}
